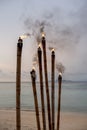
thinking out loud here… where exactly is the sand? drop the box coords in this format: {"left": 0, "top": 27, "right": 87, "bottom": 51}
{"left": 0, "top": 109, "right": 87, "bottom": 130}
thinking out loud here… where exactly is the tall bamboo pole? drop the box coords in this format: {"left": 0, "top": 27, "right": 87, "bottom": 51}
{"left": 57, "top": 73, "right": 62, "bottom": 130}
{"left": 16, "top": 37, "right": 23, "bottom": 130}
{"left": 30, "top": 68, "right": 41, "bottom": 130}
{"left": 38, "top": 45, "right": 46, "bottom": 130}
{"left": 51, "top": 49, "right": 55, "bottom": 130}
{"left": 42, "top": 35, "right": 51, "bottom": 130}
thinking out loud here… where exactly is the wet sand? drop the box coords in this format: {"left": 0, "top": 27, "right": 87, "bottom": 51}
{"left": 0, "top": 109, "right": 87, "bottom": 130}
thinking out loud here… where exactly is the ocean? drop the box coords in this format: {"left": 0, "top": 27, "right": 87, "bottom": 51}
{"left": 0, "top": 81, "right": 87, "bottom": 113}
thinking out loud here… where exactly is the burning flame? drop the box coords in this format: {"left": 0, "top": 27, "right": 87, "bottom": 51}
{"left": 48, "top": 46, "right": 56, "bottom": 51}
{"left": 41, "top": 32, "right": 45, "bottom": 37}
{"left": 38, "top": 43, "right": 42, "bottom": 48}
{"left": 59, "top": 72, "right": 62, "bottom": 76}
{"left": 51, "top": 48, "right": 55, "bottom": 52}
{"left": 19, "top": 33, "right": 31, "bottom": 39}
{"left": 32, "top": 66, "right": 35, "bottom": 71}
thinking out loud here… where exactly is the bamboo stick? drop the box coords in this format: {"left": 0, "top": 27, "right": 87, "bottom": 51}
{"left": 16, "top": 37, "right": 23, "bottom": 130}
{"left": 42, "top": 36, "right": 51, "bottom": 130}
{"left": 30, "top": 68, "right": 41, "bottom": 130}
{"left": 51, "top": 49, "right": 55, "bottom": 130}
{"left": 38, "top": 46, "right": 46, "bottom": 130}
{"left": 57, "top": 73, "right": 62, "bottom": 130}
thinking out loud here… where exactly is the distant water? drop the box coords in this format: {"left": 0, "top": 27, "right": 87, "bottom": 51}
{"left": 0, "top": 81, "right": 87, "bottom": 113}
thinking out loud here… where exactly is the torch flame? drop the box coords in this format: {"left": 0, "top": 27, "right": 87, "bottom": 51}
{"left": 32, "top": 66, "right": 35, "bottom": 71}
{"left": 38, "top": 43, "right": 42, "bottom": 48}
{"left": 20, "top": 33, "right": 31, "bottom": 39}
{"left": 48, "top": 46, "right": 56, "bottom": 51}
{"left": 59, "top": 72, "right": 62, "bottom": 76}
{"left": 51, "top": 48, "right": 55, "bottom": 52}
{"left": 41, "top": 32, "right": 45, "bottom": 37}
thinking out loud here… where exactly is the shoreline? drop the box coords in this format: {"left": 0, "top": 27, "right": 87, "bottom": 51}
{"left": 0, "top": 107, "right": 87, "bottom": 114}
{"left": 0, "top": 109, "right": 87, "bottom": 130}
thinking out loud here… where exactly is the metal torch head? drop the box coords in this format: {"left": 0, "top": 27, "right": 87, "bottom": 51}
{"left": 38, "top": 43, "right": 42, "bottom": 51}
{"left": 51, "top": 48, "right": 55, "bottom": 56}
{"left": 30, "top": 67, "right": 36, "bottom": 79}
{"left": 41, "top": 32, "right": 46, "bottom": 41}
{"left": 18, "top": 37, "right": 23, "bottom": 43}
{"left": 41, "top": 32, "right": 46, "bottom": 48}
{"left": 18, "top": 37, "right": 23, "bottom": 48}
{"left": 58, "top": 72, "right": 62, "bottom": 81}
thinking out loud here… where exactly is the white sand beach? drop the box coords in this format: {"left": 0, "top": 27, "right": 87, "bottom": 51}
{"left": 0, "top": 109, "right": 87, "bottom": 130}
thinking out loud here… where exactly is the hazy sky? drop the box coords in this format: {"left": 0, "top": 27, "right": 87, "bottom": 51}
{"left": 0, "top": 0, "right": 87, "bottom": 81}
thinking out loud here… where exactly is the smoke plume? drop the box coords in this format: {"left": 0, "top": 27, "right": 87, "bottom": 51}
{"left": 56, "top": 62, "right": 65, "bottom": 74}
{"left": 23, "top": 1, "right": 87, "bottom": 78}
{"left": 24, "top": 8, "right": 81, "bottom": 50}
{"left": 32, "top": 53, "right": 38, "bottom": 67}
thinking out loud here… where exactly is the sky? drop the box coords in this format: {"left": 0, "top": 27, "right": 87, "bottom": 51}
{"left": 0, "top": 0, "right": 87, "bottom": 81}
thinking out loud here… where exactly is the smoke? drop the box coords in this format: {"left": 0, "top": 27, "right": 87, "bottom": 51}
{"left": 24, "top": 8, "right": 80, "bottom": 50}
{"left": 23, "top": 1, "right": 87, "bottom": 78}
{"left": 48, "top": 46, "right": 57, "bottom": 51}
{"left": 20, "top": 33, "right": 31, "bottom": 39}
{"left": 24, "top": 17, "right": 52, "bottom": 44}
{"left": 48, "top": 46, "right": 54, "bottom": 51}
{"left": 32, "top": 53, "right": 38, "bottom": 68}
{"left": 56, "top": 62, "right": 65, "bottom": 73}
{"left": 24, "top": 11, "right": 71, "bottom": 73}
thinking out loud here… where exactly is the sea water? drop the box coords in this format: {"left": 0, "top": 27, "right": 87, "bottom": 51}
{"left": 0, "top": 82, "right": 87, "bottom": 113}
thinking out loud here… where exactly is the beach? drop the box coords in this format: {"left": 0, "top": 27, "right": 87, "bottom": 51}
{"left": 0, "top": 82, "right": 87, "bottom": 129}
{"left": 0, "top": 109, "right": 87, "bottom": 130}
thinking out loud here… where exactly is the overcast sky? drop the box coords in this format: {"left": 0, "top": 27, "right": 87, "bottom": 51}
{"left": 0, "top": 0, "right": 87, "bottom": 81}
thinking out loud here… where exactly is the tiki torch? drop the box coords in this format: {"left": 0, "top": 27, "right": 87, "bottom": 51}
{"left": 41, "top": 33, "right": 51, "bottom": 130}
{"left": 16, "top": 37, "right": 23, "bottom": 130}
{"left": 38, "top": 44, "right": 46, "bottom": 130}
{"left": 30, "top": 68, "right": 41, "bottom": 130}
{"left": 57, "top": 73, "right": 62, "bottom": 130}
{"left": 51, "top": 48, "right": 55, "bottom": 130}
